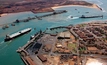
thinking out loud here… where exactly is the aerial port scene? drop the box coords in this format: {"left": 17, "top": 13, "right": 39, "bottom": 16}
{"left": 0, "top": 0, "right": 107, "bottom": 65}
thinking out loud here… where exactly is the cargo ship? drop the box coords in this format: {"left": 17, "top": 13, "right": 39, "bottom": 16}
{"left": 4, "top": 28, "right": 32, "bottom": 42}
{"left": 80, "top": 15, "right": 103, "bottom": 18}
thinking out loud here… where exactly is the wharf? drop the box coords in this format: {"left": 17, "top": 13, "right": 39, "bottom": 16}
{"left": 16, "top": 23, "right": 107, "bottom": 65}
{"left": 16, "top": 33, "right": 41, "bottom": 65}
{"left": 16, "top": 30, "right": 45, "bottom": 65}
{"left": 1, "top": 10, "right": 67, "bottom": 29}
{"left": 17, "top": 32, "right": 41, "bottom": 53}
{"left": 14, "top": 10, "right": 67, "bottom": 23}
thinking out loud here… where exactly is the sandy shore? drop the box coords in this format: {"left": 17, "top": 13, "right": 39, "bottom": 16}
{"left": 0, "top": 11, "right": 32, "bottom": 17}
{"left": 0, "top": 13, "right": 8, "bottom": 17}
{"left": 51, "top": 4, "right": 100, "bottom": 10}
{"left": 0, "top": 4, "right": 101, "bottom": 17}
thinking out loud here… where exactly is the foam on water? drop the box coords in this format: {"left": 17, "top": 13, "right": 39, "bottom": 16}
{"left": 0, "top": 41, "right": 4, "bottom": 45}
{"left": 0, "top": 45, "right": 7, "bottom": 51}
{"left": 67, "top": 15, "right": 79, "bottom": 20}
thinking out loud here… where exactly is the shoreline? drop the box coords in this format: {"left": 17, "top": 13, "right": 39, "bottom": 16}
{"left": 0, "top": 11, "right": 33, "bottom": 17}
{"left": 51, "top": 4, "right": 101, "bottom": 10}
{"left": 0, "top": 13, "right": 8, "bottom": 17}
{"left": 78, "top": 20, "right": 107, "bottom": 25}
{"left": 0, "top": 4, "right": 102, "bottom": 17}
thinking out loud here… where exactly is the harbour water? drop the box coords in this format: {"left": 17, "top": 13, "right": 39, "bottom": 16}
{"left": 0, "top": 0, "right": 107, "bottom": 65}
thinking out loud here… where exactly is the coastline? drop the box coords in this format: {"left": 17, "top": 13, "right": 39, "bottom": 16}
{"left": 0, "top": 11, "right": 33, "bottom": 17}
{"left": 79, "top": 20, "right": 107, "bottom": 25}
{"left": 0, "top": 13, "right": 8, "bottom": 17}
{"left": 51, "top": 4, "right": 101, "bottom": 10}
{"left": 0, "top": 4, "right": 102, "bottom": 17}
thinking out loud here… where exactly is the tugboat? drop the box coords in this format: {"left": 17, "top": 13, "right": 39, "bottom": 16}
{"left": 2, "top": 25, "right": 9, "bottom": 30}
{"left": 85, "top": 12, "right": 89, "bottom": 13}
{"left": 14, "top": 19, "right": 20, "bottom": 23}
{"left": 11, "top": 23, "right": 15, "bottom": 26}
{"left": 71, "top": 16, "right": 73, "bottom": 18}
{"left": 4, "top": 28, "right": 32, "bottom": 42}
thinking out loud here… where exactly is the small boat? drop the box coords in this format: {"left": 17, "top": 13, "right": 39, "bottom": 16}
{"left": 2, "top": 26, "right": 6, "bottom": 30}
{"left": 5, "top": 25, "right": 9, "bottom": 28}
{"left": 4, "top": 28, "right": 32, "bottom": 42}
{"left": 2, "top": 25, "right": 9, "bottom": 30}
{"left": 71, "top": 16, "right": 73, "bottom": 18}
{"left": 11, "top": 23, "right": 15, "bottom": 26}
{"left": 75, "top": 9, "right": 77, "bottom": 10}
{"left": 34, "top": 28, "right": 36, "bottom": 30}
{"left": 30, "top": 35, "right": 34, "bottom": 40}
{"left": 14, "top": 19, "right": 20, "bottom": 23}
{"left": 85, "top": 12, "right": 89, "bottom": 13}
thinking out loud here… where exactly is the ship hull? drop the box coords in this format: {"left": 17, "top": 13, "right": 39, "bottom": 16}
{"left": 80, "top": 15, "right": 103, "bottom": 18}
{"left": 4, "top": 29, "right": 31, "bottom": 42}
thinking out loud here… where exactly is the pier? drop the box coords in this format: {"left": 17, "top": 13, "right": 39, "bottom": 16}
{"left": 14, "top": 10, "right": 67, "bottom": 23}
{"left": 1, "top": 10, "right": 67, "bottom": 30}
{"left": 17, "top": 32, "right": 41, "bottom": 52}
{"left": 17, "top": 30, "right": 44, "bottom": 65}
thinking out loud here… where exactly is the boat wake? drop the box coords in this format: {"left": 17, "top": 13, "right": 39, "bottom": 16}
{"left": 0, "top": 45, "right": 7, "bottom": 51}
{"left": 67, "top": 15, "right": 79, "bottom": 20}
{"left": 101, "top": 8, "right": 106, "bottom": 12}
{"left": 0, "top": 41, "right": 4, "bottom": 45}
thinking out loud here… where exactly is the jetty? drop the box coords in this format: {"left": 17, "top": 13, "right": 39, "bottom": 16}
{"left": 0, "top": 10, "right": 67, "bottom": 30}
{"left": 17, "top": 30, "right": 43, "bottom": 65}
{"left": 14, "top": 10, "right": 67, "bottom": 23}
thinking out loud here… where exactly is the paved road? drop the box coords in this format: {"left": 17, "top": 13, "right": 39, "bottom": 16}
{"left": 31, "top": 55, "right": 43, "bottom": 65}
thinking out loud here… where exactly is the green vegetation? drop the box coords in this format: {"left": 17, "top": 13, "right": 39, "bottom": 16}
{"left": 79, "top": 47, "right": 86, "bottom": 52}
{"left": 79, "top": 24, "right": 87, "bottom": 27}
{"left": 67, "top": 43, "right": 76, "bottom": 52}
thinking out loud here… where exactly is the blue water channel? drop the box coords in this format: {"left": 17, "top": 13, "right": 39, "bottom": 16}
{"left": 0, "top": 0, "right": 107, "bottom": 64}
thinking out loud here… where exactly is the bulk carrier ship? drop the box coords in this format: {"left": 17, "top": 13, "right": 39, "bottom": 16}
{"left": 4, "top": 28, "right": 32, "bottom": 42}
